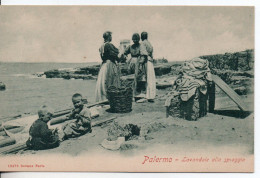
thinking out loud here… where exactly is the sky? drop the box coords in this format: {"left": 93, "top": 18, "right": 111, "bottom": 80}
{"left": 0, "top": 6, "right": 254, "bottom": 63}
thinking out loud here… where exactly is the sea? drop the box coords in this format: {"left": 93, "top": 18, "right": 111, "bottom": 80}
{"left": 0, "top": 62, "right": 98, "bottom": 119}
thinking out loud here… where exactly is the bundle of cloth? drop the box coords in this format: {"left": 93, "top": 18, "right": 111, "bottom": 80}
{"left": 165, "top": 57, "right": 212, "bottom": 107}
{"left": 176, "top": 57, "right": 212, "bottom": 101}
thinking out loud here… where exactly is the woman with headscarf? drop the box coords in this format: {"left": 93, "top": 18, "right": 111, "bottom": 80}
{"left": 95, "top": 31, "right": 121, "bottom": 102}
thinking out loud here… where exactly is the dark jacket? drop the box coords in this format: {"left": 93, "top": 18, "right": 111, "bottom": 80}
{"left": 26, "top": 119, "right": 59, "bottom": 150}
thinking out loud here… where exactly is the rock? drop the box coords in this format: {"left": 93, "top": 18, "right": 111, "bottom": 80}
{"left": 101, "top": 137, "right": 125, "bottom": 151}
{"left": 0, "top": 82, "right": 6, "bottom": 91}
{"left": 44, "top": 70, "right": 95, "bottom": 80}
{"left": 200, "top": 49, "right": 254, "bottom": 71}
{"left": 75, "top": 65, "right": 100, "bottom": 76}
{"left": 42, "top": 63, "right": 173, "bottom": 81}
{"left": 154, "top": 65, "right": 172, "bottom": 76}
{"left": 156, "top": 82, "right": 172, "bottom": 89}
{"left": 232, "top": 71, "right": 254, "bottom": 78}
{"left": 107, "top": 122, "right": 141, "bottom": 141}
{"left": 136, "top": 98, "right": 147, "bottom": 103}
{"left": 89, "top": 107, "right": 99, "bottom": 118}
{"left": 234, "top": 86, "right": 247, "bottom": 95}
{"left": 32, "top": 72, "right": 45, "bottom": 78}
{"left": 120, "top": 142, "right": 139, "bottom": 150}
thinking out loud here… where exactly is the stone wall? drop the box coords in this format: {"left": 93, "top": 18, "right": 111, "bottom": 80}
{"left": 200, "top": 49, "right": 254, "bottom": 71}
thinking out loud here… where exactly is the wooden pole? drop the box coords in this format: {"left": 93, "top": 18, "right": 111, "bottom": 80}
{"left": 52, "top": 100, "right": 109, "bottom": 118}
{"left": 166, "top": 106, "right": 169, "bottom": 118}
{"left": 0, "top": 138, "right": 16, "bottom": 148}
{"left": 50, "top": 100, "right": 109, "bottom": 125}
{"left": 212, "top": 74, "right": 248, "bottom": 111}
{"left": 0, "top": 127, "right": 24, "bottom": 136}
{"left": 0, "top": 100, "right": 109, "bottom": 122}
{"left": 50, "top": 115, "right": 70, "bottom": 125}
{"left": 92, "top": 117, "right": 117, "bottom": 127}
{"left": 0, "top": 143, "right": 27, "bottom": 154}
{"left": 0, "top": 125, "right": 20, "bottom": 132}
{"left": 208, "top": 82, "right": 215, "bottom": 113}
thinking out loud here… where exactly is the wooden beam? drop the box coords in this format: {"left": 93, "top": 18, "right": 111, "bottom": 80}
{"left": 208, "top": 82, "right": 216, "bottom": 113}
{"left": 0, "top": 116, "right": 117, "bottom": 154}
{"left": 212, "top": 74, "right": 248, "bottom": 111}
{"left": 0, "top": 125, "right": 20, "bottom": 132}
{"left": 0, "top": 138, "right": 16, "bottom": 148}
{"left": 50, "top": 100, "right": 110, "bottom": 125}
{"left": 1, "top": 100, "right": 109, "bottom": 122}
{"left": 0, "top": 127, "right": 24, "bottom": 136}
{"left": 0, "top": 143, "right": 27, "bottom": 154}
{"left": 92, "top": 117, "right": 117, "bottom": 127}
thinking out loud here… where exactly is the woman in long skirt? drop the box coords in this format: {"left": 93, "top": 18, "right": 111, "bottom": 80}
{"left": 124, "top": 33, "right": 147, "bottom": 97}
{"left": 95, "top": 31, "right": 121, "bottom": 102}
{"left": 140, "top": 31, "right": 156, "bottom": 101}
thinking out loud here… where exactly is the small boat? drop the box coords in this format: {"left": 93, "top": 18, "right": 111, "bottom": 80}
{"left": 0, "top": 82, "right": 6, "bottom": 91}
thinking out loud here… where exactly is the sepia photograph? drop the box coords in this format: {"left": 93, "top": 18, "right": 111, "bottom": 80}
{"left": 0, "top": 5, "right": 255, "bottom": 172}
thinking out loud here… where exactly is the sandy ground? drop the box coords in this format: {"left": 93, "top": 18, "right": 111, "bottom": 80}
{"left": 19, "top": 89, "right": 254, "bottom": 157}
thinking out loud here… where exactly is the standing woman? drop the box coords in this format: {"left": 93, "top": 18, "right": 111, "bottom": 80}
{"left": 124, "top": 33, "right": 144, "bottom": 97}
{"left": 95, "top": 31, "right": 121, "bottom": 102}
{"left": 140, "top": 32, "right": 156, "bottom": 101}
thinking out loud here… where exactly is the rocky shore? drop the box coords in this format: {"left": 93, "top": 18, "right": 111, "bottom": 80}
{"left": 38, "top": 49, "right": 254, "bottom": 96}
{"left": 42, "top": 63, "right": 172, "bottom": 80}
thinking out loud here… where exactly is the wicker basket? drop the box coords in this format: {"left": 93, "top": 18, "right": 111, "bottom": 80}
{"left": 107, "top": 85, "right": 133, "bottom": 113}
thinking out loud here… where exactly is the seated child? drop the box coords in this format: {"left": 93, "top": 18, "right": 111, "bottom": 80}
{"left": 62, "top": 93, "right": 92, "bottom": 139}
{"left": 26, "top": 105, "right": 60, "bottom": 150}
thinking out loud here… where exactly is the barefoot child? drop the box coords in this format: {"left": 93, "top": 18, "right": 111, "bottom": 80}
{"left": 62, "top": 93, "right": 92, "bottom": 139}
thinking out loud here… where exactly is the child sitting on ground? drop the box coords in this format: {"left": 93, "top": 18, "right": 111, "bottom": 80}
{"left": 26, "top": 105, "right": 60, "bottom": 150}
{"left": 62, "top": 93, "right": 92, "bottom": 140}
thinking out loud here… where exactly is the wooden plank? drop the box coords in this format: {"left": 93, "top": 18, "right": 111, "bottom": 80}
{"left": 156, "top": 83, "right": 172, "bottom": 89}
{"left": 87, "top": 99, "right": 109, "bottom": 108}
{"left": 0, "top": 125, "right": 20, "bottom": 132}
{"left": 50, "top": 100, "right": 109, "bottom": 125}
{"left": 212, "top": 74, "right": 248, "bottom": 111}
{"left": 0, "top": 116, "right": 117, "bottom": 154}
{"left": 92, "top": 117, "right": 117, "bottom": 127}
{"left": 208, "top": 82, "right": 215, "bottom": 113}
{"left": 1, "top": 100, "right": 109, "bottom": 122}
{"left": 0, "top": 127, "right": 24, "bottom": 136}
{"left": 0, "top": 143, "right": 27, "bottom": 154}
{"left": 0, "top": 138, "right": 16, "bottom": 148}
{"left": 0, "top": 115, "right": 22, "bottom": 123}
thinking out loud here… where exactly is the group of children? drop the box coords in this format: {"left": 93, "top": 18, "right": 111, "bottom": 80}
{"left": 26, "top": 93, "right": 92, "bottom": 150}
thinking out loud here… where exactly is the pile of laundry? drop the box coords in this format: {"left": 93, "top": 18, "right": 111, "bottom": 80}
{"left": 165, "top": 57, "right": 212, "bottom": 120}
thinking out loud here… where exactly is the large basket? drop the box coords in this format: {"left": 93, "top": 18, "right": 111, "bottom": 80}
{"left": 107, "top": 85, "right": 133, "bottom": 113}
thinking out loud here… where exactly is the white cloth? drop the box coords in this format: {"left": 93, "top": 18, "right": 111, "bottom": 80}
{"left": 99, "top": 42, "right": 108, "bottom": 58}
{"left": 95, "top": 63, "right": 108, "bottom": 102}
{"left": 146, "top": 58, "right": 156, "bottom": 100}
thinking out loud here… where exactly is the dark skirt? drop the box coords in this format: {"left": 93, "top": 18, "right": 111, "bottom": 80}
{"left": 26, "top": 134, "right": 60, "bottom": 150}
{"left": 105, "top": 60, "right": 121, "bottom": 89}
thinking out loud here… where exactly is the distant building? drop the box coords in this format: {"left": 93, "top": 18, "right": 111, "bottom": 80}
{"left": 120, "top": 39, "right": 130, "bottom": 50}
{"left": 118, "top": 40, "right": 131, "bottom": 62}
